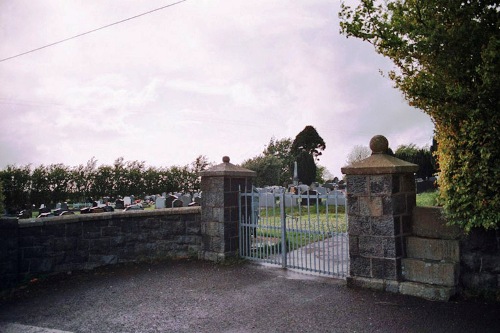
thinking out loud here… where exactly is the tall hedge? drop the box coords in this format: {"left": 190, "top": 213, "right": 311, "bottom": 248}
{"left": 340, "top": 0, "right": 500, "bottom": 231}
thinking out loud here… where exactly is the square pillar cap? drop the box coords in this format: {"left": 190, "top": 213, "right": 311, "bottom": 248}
{"left": 199, "top": 156, "right": 257, "bottom": 177}
{"left": 341, "top": 135, "right": 419, "bottom": 175}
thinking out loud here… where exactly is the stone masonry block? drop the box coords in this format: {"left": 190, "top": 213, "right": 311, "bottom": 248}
{"left": 349, "top": 255, "right": 371, "bottom": 278}
{"left": 349, "top": 235, "right": 359, "bottom": 255}
{"left": 348, "top": 216, "right": 370, "bottom": 236}
{"left": 358, "top": 236, "right": 384, "bottom": 257}
{"left": 370, "top": 175, "right": 392, "bottom": 194}
{"left": 399, "top": 281, "right": 456, "bottom": 302}
{"left": 406, "top": 237, "right": 460, "bottom": 262}
{"left": 347, "top": 176, "right": 368, "bottom": 195}
{"left": 372, "top": 258, "right": 400, "bottom": 280}
{"left": 400, "top": 173, "right": 416, "bottom": 192}
{"left": 371, "top": 216, "right": 396, "bottom": 237}
{"left": 382, "top": 237, "right": 397, "bottom": 258}
{"left": 412, "top": 207, "right": 462, "bottom": 239}
{"left": 359, "top": 196, "right": 383, "bottom": 217}
{"left": 201, "top": 176, "right": 224, "bottom": 194}
{"left": 346, "top": 195, "right": 359, "bottom": 215}
{"left": 392, "top": 194, "right": 407, "bottom": 215}
{"left": 402, "top": 258, "right": 458, "bottom": 286}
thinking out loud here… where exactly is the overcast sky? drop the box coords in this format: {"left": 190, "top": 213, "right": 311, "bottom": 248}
{"left": 0, "top": 0, "right": 434, "bottom": 178}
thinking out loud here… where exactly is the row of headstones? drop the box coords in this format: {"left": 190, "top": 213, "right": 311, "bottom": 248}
{"left": 256, "top": 182, "right": 345, "bottom": 196}
{"left": 257, "top": 188, "right": 346, "bottom": 208}
{"left": 155, "top": 192, "right": 201, "bottom": 209}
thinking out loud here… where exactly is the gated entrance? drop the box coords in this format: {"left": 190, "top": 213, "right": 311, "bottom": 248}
{"left": 239, "top": 187, "right": 348, "bottom": 278}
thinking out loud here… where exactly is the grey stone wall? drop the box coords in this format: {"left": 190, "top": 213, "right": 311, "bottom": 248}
{"left": 0, "top": 218, "right": 19, "bottom": 290}
{"left": 1, "top": 207, "right": 201, "bottom": 289}
{"left": 460, "top": 227, "right": 500, "bottom": 298}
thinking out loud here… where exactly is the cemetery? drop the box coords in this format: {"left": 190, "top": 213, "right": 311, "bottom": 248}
{"left": 0, "top": 139, "right": 499, "bottom": 303}
{"left": 13, "top": 192, "right": 202, "bottom": 219}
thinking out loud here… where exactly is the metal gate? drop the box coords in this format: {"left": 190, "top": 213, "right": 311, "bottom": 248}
{"left": 239, "top": 186, "right": 348, "bottom": 278}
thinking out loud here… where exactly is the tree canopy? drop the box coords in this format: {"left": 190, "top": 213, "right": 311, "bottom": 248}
{"left": 241, "top": 129, "right": 329, "bottom": 187}
{"left": 291, "top": 126, "right": 326, "bottom": 185}
{"left": 291, "top": 125, "right": 326, "bottom": 160}
{"left": 241, "top": 137, "right": 293, "bottom": 187}
{"left": 395, "top": 144, "right": 436, "bottom": 179}
{"left": 340, "top": 0, "right": 500, "bottom": 230}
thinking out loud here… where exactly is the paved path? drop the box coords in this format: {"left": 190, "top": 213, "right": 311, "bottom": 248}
{"left": 1, "top": 260, "right": 499, "bottom": 333}
{"left": 263, "top": 234, "right": 349, "bottom": 277}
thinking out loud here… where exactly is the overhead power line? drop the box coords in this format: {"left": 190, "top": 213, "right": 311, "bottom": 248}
{"left": 0, "top": 0, "right": 187, "bottom": 63}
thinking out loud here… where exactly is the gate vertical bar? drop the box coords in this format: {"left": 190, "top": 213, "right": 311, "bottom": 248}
{"left": 280, "top": 191, "right": 287, "bottom": 268}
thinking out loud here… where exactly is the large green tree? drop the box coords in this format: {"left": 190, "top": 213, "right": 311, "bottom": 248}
{"left": 340, "top": 0, "right": 500, "bottom": 230}
{"left": 241, "top": 154, "right": 283, "bottom": 187}
{"left": 291, "top": 126, "right": 326, "bottom": 185}
{"left": 242, "top": 137, "right": 294, "bottom": 187}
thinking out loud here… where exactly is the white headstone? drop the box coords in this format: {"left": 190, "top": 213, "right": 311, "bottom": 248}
{"left": 123, "top": 196, "right": 132, "bottom": 207}
{"left": 325, "top": 190, "right": 346, "bottom": 206}
{"left": 298, "top": 184, "right": 309, "bottom": 194}
{"left": 155, "top": 197, "right": 166, "bottom": 209}
{"left": 315, "top": 186, "right": 327, "bottom": 195}
{"left": 284, "top": 194, "right": 298, "bottom": 208}
{"left": 259, "top": 192, "right": 276, "bottom": 208}
{"left": 180, "top": 194, "right": 191, "bottom": 207}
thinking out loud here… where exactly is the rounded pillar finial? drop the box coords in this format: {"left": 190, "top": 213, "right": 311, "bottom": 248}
{"left": 222, "top": 156, "right": 230, "bottom": 163}
{"left": 369, "top": 135, "right": 389, "bottom": 154}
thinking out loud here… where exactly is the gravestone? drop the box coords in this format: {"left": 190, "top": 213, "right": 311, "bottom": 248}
{"left": 323, "top": 183, "right": 335, "bottom": 190}
{"left": 301, "top": 190, "right": 319, "bottom": 206}
{"left": 155, "top": 196, "right": 166, "bottom": 209}
{"left": 115, "top": 199, "right": 125, "bottom": 209}
{"left": 61, "top": 202, "right": 68, "bottom": 211}
{"left": 284, "top": 193, "right": 298, "bottom": 208}
{"left": 172, "top": 199, "right": 183, "bottom": 207}
{"left": 123, "top": 196, "right": 132, "bottom": 207}
{"left": 298, "top": 184, "right": 309, "bottom": 194}
{"left": 56, "top": 203, "right": 62, "bottom": 210}
{"left": 315, "top": 186, "right": 327, "bottom": 195}
{"left": 325, "top": 190, "right": 346, "bottom": 206}
{"left": 259, "top": 192, "right": 276, "bottom": 208}
{"left": 180, "top": 194, "right": 192, "bottom": 207}
{"left": 39, "top": 205, "right": 50, "bottom": 214}
{"left": 165, "top": 195, "right": 177, "bottom": 208}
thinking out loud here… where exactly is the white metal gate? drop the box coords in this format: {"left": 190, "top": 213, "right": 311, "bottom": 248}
{"left": 239, "top": 187, "right": 348, "bottom": 278}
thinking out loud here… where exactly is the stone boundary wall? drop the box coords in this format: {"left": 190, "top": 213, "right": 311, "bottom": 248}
{"left": 0, "top": 207, "right": 201, "bottom": 290}
{"left": 460, "top": 226, "right": 500, "bottom": 298}
{"left": 405, "top": 207, "right": 500, "bottom": 300}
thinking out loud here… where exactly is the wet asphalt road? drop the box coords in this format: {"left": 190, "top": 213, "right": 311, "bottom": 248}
{"left": 0, "top": 260, "right": 499, "bottom": 333}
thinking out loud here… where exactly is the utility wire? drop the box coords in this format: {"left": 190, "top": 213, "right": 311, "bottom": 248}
{"left": 0, "top": 0, "right": 187, "bottom": 63}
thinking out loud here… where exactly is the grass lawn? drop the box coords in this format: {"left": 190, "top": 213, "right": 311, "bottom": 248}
{"left": 244, "top": 203, "right": 347, "bottom": 258}
{"left": 416, "top": 190, "right": 440, "bottom": 207}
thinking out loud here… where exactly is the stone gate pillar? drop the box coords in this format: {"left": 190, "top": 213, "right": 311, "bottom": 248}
{"left": 341, "top": 135, "right": 418, "bottom": 291}
{"left": 199, "top": 156, "right": 256, "bottom": 262}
